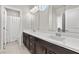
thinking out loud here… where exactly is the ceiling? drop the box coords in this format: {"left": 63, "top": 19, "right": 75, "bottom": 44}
{"left": 6, "top": 5, "right": 34, "bottom": 10}
{"left": 53, "top": 5, "right": 64, "bottom": 9}
{"left": 6, "top": 5, "right": 65, "bottom": 9}
{"left": 6, "top": 5, "right": 79, "bottom": 11}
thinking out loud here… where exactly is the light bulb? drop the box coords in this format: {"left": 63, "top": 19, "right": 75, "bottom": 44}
{"left": 38, "top": 5, "right": 48, "bottom": 11}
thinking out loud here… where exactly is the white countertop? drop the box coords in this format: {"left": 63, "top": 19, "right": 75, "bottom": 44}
{"left": 23, "top": 30, "right": 79, "bottom": 53}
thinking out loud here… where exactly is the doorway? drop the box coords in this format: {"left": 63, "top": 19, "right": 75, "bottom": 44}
{"left": 1, "top": 6, "right": 21, "bottom": 49}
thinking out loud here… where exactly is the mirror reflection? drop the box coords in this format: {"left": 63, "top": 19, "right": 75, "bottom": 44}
{"left": 27, "top": 5, "right": 79, "bottom": 34}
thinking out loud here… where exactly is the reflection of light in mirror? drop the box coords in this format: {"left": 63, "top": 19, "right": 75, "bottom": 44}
{"left": 26, "top": 12, "right": 35, "bottom": 20}
{"left": 30, "top": 5, "right": 48, "bottom": 14}
{"left": 38, "top": 5, "right": 48, "bottom": 11}
{"left": 57, "top": 15, "right": 62, "bottom": 29}
{"left": 30, "top": 6, "right": 39, "bottom": 14}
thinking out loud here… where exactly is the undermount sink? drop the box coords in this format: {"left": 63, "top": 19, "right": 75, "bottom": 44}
{"left": 49, "top": 35, "right": 65, "bottom": 41}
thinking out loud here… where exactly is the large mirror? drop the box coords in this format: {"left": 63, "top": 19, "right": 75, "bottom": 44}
{"left": 55, "top": 5, "right": 79, "bottom": 33}
{"left": 65, "top": 6, "right": 79, "bottom": 33}
{"left": 28, "top": 5, "right": 79, "bottom": 34}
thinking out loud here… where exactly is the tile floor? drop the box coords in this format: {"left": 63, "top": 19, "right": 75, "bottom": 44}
{"left": 0, "top": 41, "right": 31, "bottom": 54}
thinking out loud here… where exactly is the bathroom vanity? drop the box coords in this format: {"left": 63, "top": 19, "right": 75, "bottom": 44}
{"left": 23, "top": 30, "right": 79, "bottom": 54}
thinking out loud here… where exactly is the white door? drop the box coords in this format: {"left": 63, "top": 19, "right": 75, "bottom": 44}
{"left": 6, "top": 16, "right": 20, "bottom": 43}
{"left": 1, "top": 7, "right": 21, "bottom": 49}
{"left": 1, "top": 7, "right": 7, "bottom": 49}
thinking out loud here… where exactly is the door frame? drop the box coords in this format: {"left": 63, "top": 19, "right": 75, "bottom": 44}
{"left": 1, "top": 6, "right": 22, "bottom": 50}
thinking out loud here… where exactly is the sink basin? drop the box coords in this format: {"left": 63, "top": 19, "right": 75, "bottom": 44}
{"left": 49, "top": 35, "right": 65, "bottom": 41}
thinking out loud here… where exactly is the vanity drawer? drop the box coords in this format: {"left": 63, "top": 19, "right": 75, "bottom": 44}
{"left": 29, "top": 36, "right": 36, "bottom": 54}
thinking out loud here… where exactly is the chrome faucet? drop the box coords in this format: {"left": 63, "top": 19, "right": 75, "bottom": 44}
{"left": 56, "top": 28, "right": 62, "bottom": 37}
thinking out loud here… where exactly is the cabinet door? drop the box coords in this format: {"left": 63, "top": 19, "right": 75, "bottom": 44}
{"left": 35, "top": 43, "right": 42, "bottom": 54}
{"left": 29, "top": 36, "right": 35, "bottom": 54}
{"left": 26, "top": 35, "right": 30, "bottom": 49}
{"left": 35, "top": 39, "right": 47, "bottom": 54}
{"left": 41, "top": 46, "right": 47, "bottom": 54}
{"left": 23, "top": 33, "right": 27, "bottom": 46}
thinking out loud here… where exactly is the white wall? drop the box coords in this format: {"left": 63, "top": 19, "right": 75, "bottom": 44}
{"left": 33, "top": 12, "right": 39, "bottom": 31}
{"left": 0, "top": 5, "right": 1, "bottom": 47}
{"left": 22, "top": 8, "right": 31, "bottom": 30}
{"left": 39, "top": 7, "right": 49, "bottom": 32}
{"left": 51, "top": 6, "right": 57, "bottom": 31}
{"left": 48, "top": 6, "right": 57, "bottom": 32}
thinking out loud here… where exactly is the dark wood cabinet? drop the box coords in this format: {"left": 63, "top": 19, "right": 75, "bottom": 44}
{"left": 35, "top": 44, "right": 47, "bottom": 54}
{"left": 29, "top": 36, "right": 36, "bottom": 53}
{"left": 23, "top": 33, "right": 27, "bottom": 46}
{"left": 39, "top": 39, "right": 78, "bottom": 54}
{"left": 35, "top": 39, "right": 47, "bottom": 54}
{"left": 23, "top": 32, "right": 78, "bottom": 54}
{"left": 26, "top": 35, "right": 30, "bottom": 49}
{"left": 47, "top": 49, "right": 56, "bottom": 54}
{"left": 23, "top": 33, "right": 30, "bottom": 49}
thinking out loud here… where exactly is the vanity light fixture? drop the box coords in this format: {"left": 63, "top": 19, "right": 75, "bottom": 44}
{"left": 30, "top": 5, "right": 49, "bottom": 14}
{"left": 38, "top": 5, "right": 48, "bottom": 11}
{"left": 30, "top": 6, "right": 39, "bottom": 14}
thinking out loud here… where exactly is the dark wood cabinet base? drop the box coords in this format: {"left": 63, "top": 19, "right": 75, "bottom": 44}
{"left": 23, "top": 32, "right": 78, "bottom": 54}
